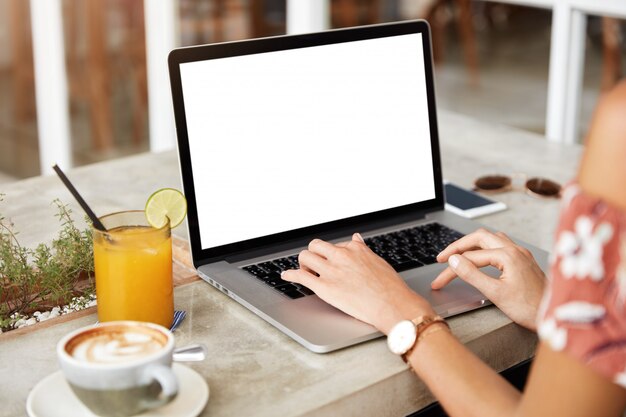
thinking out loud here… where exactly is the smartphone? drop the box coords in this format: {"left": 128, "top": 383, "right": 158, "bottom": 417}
{"left": 444, "top": 181, "right": 507, "bottom": 219}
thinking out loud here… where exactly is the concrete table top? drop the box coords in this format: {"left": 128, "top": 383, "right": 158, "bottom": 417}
{"left": 0, "top": 111, "right": 583, "bottom": 416}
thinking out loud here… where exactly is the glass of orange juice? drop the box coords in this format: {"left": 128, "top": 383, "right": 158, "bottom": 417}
{"left": 93, "top": 211, "right": 174, "bottom": 328}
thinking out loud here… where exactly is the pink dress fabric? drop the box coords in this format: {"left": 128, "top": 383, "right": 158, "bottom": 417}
{"left": 537, "top": 183, "right": 626, "bottom": 388}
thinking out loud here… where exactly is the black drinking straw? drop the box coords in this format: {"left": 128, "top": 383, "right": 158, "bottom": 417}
{"left": 52, "top": 164, "right": 107, "bottom": 232}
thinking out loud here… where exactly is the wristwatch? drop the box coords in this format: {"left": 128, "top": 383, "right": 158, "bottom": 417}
{"left": 387, "top": 315, "right": 448, "bottom": 358}
{"left": 387, "top": 319, "right": 418, "bottom": 356}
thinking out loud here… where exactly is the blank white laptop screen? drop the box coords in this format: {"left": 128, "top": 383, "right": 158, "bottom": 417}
{"left": 180, "top": 33, "right": 435, "bottom": 250}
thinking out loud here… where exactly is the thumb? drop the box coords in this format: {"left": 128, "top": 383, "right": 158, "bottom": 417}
{"left": 447, "top": 254, "right": 497, "bottom": 297}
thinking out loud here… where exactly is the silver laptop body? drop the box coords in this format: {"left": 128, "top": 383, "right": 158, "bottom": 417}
{"left": 168, "top": 20, "right": 549, "bottom": 353}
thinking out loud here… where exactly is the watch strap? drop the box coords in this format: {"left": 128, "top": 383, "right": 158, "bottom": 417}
{"left": 401, "top": 315, "right": 449, "bottom": 363}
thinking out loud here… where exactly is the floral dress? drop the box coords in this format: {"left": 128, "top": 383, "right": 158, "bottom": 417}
{"left": 537, "top": 183, "right": 626, "bottom": 388}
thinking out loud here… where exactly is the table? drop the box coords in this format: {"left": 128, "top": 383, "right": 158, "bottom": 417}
{"left": 0, "top": 111, "right": 583, "bottom": 416}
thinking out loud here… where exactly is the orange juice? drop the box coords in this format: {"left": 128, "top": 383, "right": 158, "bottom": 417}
{"left": 93, "top": 212, "right": 174, "bottom": 328}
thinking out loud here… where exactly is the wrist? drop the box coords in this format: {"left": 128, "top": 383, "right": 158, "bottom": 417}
{"left": 380, "top": 293, "right": 437, "bottom": 335}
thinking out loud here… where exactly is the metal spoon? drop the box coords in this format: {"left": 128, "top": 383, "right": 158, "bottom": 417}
{"left": 173, "top": 343, "right": 207, "bottom": 362}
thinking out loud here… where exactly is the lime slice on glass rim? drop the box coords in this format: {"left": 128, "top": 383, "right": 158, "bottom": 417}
{"left": 145, "top": 188, "right": 187, "bottom": 229}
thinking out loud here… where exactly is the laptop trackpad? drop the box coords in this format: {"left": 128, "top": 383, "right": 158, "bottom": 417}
{"left": 404, "top": 265, "right": 494, "bottom": 316}
{"left": 263, "top": 296, "right": 380, "bottom": 352}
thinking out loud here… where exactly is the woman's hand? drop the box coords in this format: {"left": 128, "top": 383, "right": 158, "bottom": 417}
{"left": 282, "top": 233, "right": 436, "bottom": 335}
{"left": 432, "top": 228, "right": 546, "bottom": 330}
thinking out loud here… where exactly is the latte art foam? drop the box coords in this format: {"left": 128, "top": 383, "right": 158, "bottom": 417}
{"left": 68, "top": 328, "right": 166, "bottom": 364}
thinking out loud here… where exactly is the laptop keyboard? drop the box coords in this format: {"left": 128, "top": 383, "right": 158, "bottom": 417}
{"left": 242, "top": 255, "right": 309, "bottom": 300}
{"left": 241, "top": 222, "right": 464, "bottom": 300}
{"left": 363, "top": 222, "right": 464, "bottom": 272}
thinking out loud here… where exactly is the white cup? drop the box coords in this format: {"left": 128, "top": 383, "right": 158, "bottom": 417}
{"left": 57, "top": 321, "right": 178, "bottom": 417}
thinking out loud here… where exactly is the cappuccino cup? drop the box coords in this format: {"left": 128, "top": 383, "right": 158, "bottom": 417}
{"left": 57, "top": 321, "right": 178, "bottom": 417}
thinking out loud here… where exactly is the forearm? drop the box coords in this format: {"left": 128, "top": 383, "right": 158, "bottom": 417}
{"left": 408, "top": 325, "right": 521, "bottom": 417}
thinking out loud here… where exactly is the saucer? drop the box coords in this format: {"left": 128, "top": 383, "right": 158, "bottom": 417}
{"left": 26, "top": 364, "right": 209, "bottom": 417}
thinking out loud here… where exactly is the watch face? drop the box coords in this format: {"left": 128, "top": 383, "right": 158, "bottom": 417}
{"left": 387, "top": 320, "right": 417, "bottom": 355}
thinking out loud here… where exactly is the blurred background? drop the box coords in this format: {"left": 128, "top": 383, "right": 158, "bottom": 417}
{"left": 0, "top": 0, "right": 624, "bottom": 184}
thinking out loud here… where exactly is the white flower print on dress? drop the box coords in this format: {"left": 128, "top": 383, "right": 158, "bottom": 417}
{"left": 554, "top": 301, "right": 606, "bottom": 323}
{"left": 555, "top": 215, "right": 613, "bottom": 281}
{"left": 615, "top": 369, "right": 626, "bottom": 389}
{"left": 618, "top": 240, "right": 626, "bottom": 304}
{"left": 538, "top": 318, "right": 567, "bottom": 351}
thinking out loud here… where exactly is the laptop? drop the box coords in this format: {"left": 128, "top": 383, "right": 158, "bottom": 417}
{"left": 168, "top": 20, "right": 549, "bottom": 353}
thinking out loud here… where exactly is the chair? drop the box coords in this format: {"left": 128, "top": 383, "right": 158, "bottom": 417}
{"left": 9, "top": 0, "right": 36, "bottom": 123}
{"left": 64, "top": 0, "right": 148, "bottom": 152}
{"left": 400, "top": 0, "right": 479, "bottom": 86}
{"left": 332, "top": 0, "right": 382, "bottom": 28}
{"left": 179, "top": 0, "right": 285, "bottom": 46}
